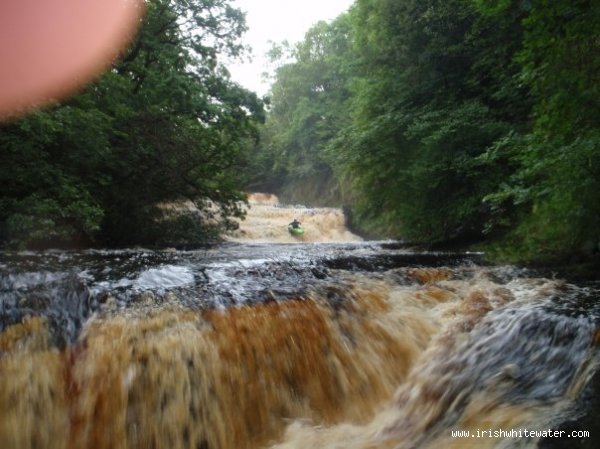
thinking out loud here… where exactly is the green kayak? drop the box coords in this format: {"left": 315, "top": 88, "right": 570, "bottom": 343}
{"left": 288, "top": 225, "right": 304, "bottom": 236}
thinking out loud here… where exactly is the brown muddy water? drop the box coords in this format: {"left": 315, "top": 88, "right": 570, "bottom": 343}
{"left": 1, "top": 199, "right": 599, "bottom": 449}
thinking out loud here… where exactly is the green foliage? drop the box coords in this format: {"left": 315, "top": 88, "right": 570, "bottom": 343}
{"left": 0, "top": 0, "right": 263, "bottom": 248}
{"left": 248, "top": 0, "right": 599, "bottom": 266}
{"left": 472, "top": 0, "right": 512, "bottom": 15}
{"left": 253, "top": 0, "right": 598, "bottom": 265}
{"left": 1, "top": 0, "right": 593, "bottom": 263}
{"left": 330, "top": 0, "right": 529, "bottom": 243}
{"left": 249, "top": 15, "right": 354, "bottom": 205}
{"left": 479, "top": 0, "right": 600, "bottom": 262}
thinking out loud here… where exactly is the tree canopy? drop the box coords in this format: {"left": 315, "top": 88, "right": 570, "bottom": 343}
{"left": 0, "top": 0, "right": 264, "bottom": 248}
{"left": 253, "top": 0, "right": 599, "bottom": 264}
{"left": 2, "top": 0, "right": 598, "bottom": 265}
{"left": 247, "top": 15, "right": 354, "bottom": 205}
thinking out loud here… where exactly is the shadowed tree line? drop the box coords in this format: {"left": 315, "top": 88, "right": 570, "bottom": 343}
{"left": 0, "top": 0, "right": 264, "bottom": 248}
{"left": 251, "top": 0, "right": 599, "bottom": 265}
{"left": 1, "top": 0, "right": 598, "bottom": 266}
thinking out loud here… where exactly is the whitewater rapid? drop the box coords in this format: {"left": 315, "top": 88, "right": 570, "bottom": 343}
{"left": 0, "top": 195, "right": 598, "bottom": 449}
{"left": 227, "top": 193, "right": 362, "bottom": 243}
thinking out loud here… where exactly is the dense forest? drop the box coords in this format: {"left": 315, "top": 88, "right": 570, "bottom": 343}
{"left": 252, "top": 0, "right": 600, "bottom": 265}
{"left": 0, "top": 0, "right": 264, "bottom": 248}
{"left": 1, "top": 0, "right": 599, "bottom": 267}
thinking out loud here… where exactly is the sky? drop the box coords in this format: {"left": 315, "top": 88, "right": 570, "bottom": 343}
{"left": 227, "top": 0, "right": 355, "bottom": 97}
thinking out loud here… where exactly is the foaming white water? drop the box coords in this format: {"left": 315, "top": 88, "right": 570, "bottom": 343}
{"left": 134, "top": 265, "right": 194, "bottom": 290}
{"left": 228, "top": 193, "right": 362, "bottom": 243}
{"left": 1, "top": 247, "right": 599, "bottom": 449}
{"left": 270, "top": 277, "right": 598, "bottom": 449}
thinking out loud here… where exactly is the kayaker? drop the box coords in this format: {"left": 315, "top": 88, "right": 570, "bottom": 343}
{"left": 290, "top": 218, "right": 301, "bottom": 229}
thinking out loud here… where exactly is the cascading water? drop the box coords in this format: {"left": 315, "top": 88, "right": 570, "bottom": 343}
{"left": 0, "top": 196, "right": 598, "bottom": 449}
{"left": 227, "top": 193, "right": 362, "bottom": 243}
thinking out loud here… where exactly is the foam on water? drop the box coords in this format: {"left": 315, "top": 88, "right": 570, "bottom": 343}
{"left": 227, "top": 193, "right": 362, "bottom": 243}
{"left": 0, "top": 197, "right": 598, "bottom": 449}
{"left": 0, "top": 260, "right": 598, "bottom": 449}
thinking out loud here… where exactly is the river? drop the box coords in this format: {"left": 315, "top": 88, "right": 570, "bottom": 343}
{"left": 1, "top": 194, "right": 599, "bottom": 449}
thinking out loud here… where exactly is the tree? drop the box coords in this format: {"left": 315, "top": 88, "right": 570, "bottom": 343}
{"left": 332, "top": 0, "right": 529, "bottom": 242}
{"left": 0, "top": 0, "right": 264, "bottom": 248}
{"left": 250, "top": 15, "right": 354, "bottom": 205}
{"left": 477, "top": 0, "right": 600, "bottom": 263}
